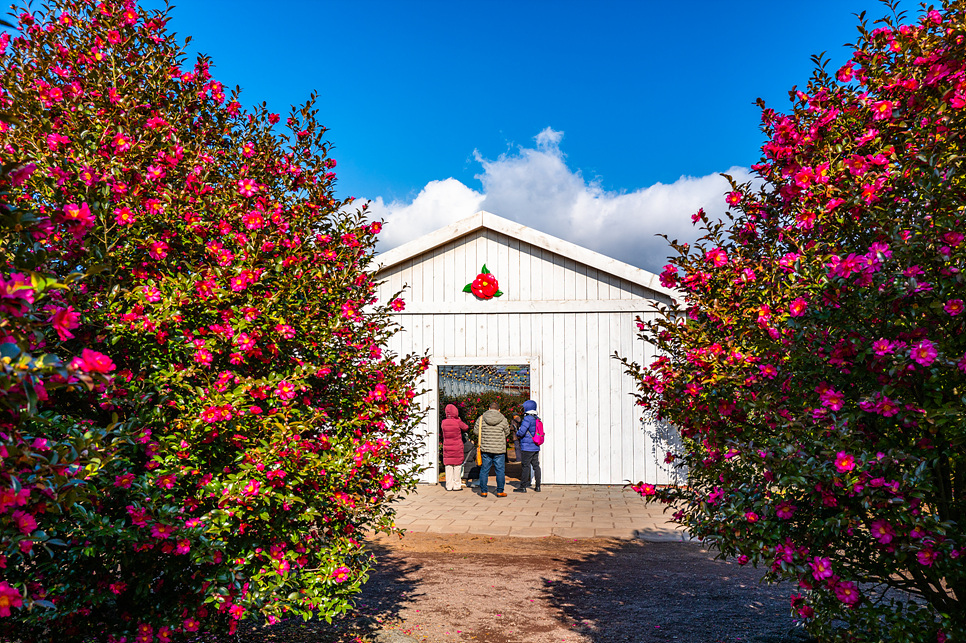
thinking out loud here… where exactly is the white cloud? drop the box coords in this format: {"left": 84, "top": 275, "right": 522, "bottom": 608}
{"left": 364, "top": 128, "right": 753, "bottom": 273}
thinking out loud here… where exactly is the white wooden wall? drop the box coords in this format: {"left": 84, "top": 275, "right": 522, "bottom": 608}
{"left": 376, "top": 229, "right": 675, "bottom": 485}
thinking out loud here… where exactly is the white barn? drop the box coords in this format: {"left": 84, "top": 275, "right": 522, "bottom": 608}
{"left": 375, "top": 211, "right": 677, "bottom": 485}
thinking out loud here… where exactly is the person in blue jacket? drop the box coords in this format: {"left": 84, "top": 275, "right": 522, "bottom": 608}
{"left": 513, "top": 399, "right": 541, "bottom": 493}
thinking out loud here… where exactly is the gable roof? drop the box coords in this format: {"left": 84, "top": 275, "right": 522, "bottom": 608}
{"left": 375, "top": 211, "right": 676, "bottom": 299}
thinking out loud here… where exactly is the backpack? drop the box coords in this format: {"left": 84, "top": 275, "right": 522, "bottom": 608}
{"left": 532, "top": 417, "right": 545, "bottom": 446}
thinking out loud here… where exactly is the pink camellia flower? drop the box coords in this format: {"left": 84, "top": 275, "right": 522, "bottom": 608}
{"left": 390, "top": 298, "right": 406, "bottom": 312}
{"left": 275, "top": 324, "right": 296, "bottom": 339}
{"left": 810, "top": 556, "right": 833, "bottom": 581}
{"left": 0, "top": 581, "right": 23, "bottom": 617}
{"left": 745, "top": 511, "right": 760, "bottom": 523}
{"left": 242, "top": 210, "right": 265, "bottom": 229}
{"left": 836, "top": 62, "right": 854, "bottom": 82}
{"left": 737, "top": 555, "right": 749, "bottom": 565}
{"left": 175, "top": 539, "right": 191, "bottom": 555}
{"left": 243, "top": 480, "right": 261, "bottom": 496}
{"left": 49, "top": 305, "right": 81, "bottom": 340}
{"left": 148, "top": 240, "right": 169, "bottom": 260}
{"left": 331, "top": 566, "right": 351, "bottom": 583}
{"left": 237, "top": 178, "right": 258, "bottom": 197}
{"left": 870, "top": 520, "right": 895, "bottom": 544}
{"left": 114, "top": 473, "right": 135, "bottom": 488}
{"left": 834, "top": 452, "right": 856, "bottom": 473}
{"left": 275, "top": 380, "right": 296, "bottom": 400}
{"left": 705, "top": 247, "right": 728, "bottom": 267}
{"left": 183, "top": 617, "right": 200, "bottom": 632}
{"left": 872, "top": 338, "right": 896, "bottom": 356}
{"left": 136, "top": 623, "right": 153, "bottom": 643}
{"left": 877, "top": 396, "right": 899, "bottom": 417}
{"left": 725, "top": 191, "right": 742, "bottom": 205}
{"left": 759, "top": 364, "right": 778, "bottom": 379}
{"left": 141, "top": 286, "right": 162, "bottom": 303}
{"left": 659, "top": 264, "right": 678, "bottom": 288}
{"left": 70, "top": 348, "right": 116, "bottom": 373}
{"left": 63, "top": 202, "right": 94, "bottom": 227}
{"left": 788, "top": 298, "right": 808, "bottom": 317}
{"left": 834, "top": 581, "right": 860, "bottom": 606}
{"left": 114, "top": 206, "right": 136, "bottom": 225}
{"left": 634, "top": 483, "right": 656, "bottom": 497}
{"left": 944, "top": 299, "right": 964, "bottom": 316}
{"left": 151, "top": 523, "right": 176, "bottom": 539}
{"left": 380, "top": 474, "right": 395, "bottom": 490}
{"left": 917, "top": 548, "right": 938, "bottom": 566}
{"left": 871, "top": 100, "right": 893, "bottom": 120}
{"left": 910, "top": 339, "right": 938, "bottom": 366}
{"left": 12, "top": 510, "right": 37, "bottom": 535}
{"left": 819, "top": 388, "right": 845, "bottom": 411}
{"left": 112, "top": 132, "right": 132, "bottom": 152}
{"left": 775, "top": 502, "right": 796, "bottom": 519}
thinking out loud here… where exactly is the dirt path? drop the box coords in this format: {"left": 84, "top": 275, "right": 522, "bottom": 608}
{"left": 240, "top": 533, "right": 815, "bottom": 643}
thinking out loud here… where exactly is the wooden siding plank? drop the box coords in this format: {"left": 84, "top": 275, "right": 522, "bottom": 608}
{"left": 610, "top": 312, "right": 624, "bottom": 481}
{"left": 564, "top": 258, "right": 577, "bottom": 301}
{"left": 497, "top": 311, "right": 511, "bottom": 359}
{"left": 518, "top": 241, "right": 532, "bottom": 301}
{"left": 477, "top": 313, "right": 487, "bottom": 357}
{"left": 487, "top": 313, "right": 500, "bottom": 359}
{"left": 455, "top": 313, "right": 467, "bottom": 358}
{"left": 620, "top": 314, "right": 636, "bottom": 481}
{"left": 575, "top": 262, "right": 587, "bottom": 301}
{"left": 573, "top": 312, "right": 588, "bottom": 484}
{"left": 597, "top": 311, "right": 613, "bottom": 483}
{"left": 583, "top": 312, "right": 599, "bottom": 484}
{"left": 442, "top": 240, "right": 456, "bottom": 303}
{"left": 554, "top": 313, "right": 567, "bottom": 482}
{"left": 585, "top": 267, "right": 599, "bottom": 301}
{"left": 541, "top": 313, "right": 556, "bottom": 482}
{"left": 631, "top": 313, "right": 648, "bottom": 483}
{"left": 507, "top": 236, "right": 520, "bottom": 302}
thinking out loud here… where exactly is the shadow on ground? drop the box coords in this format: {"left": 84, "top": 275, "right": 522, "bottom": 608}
{"left": 235, "top": 540, "right": 423, "bottom": 643}
{"left": 544, "top": 540, "right": 817, "bottom": 643}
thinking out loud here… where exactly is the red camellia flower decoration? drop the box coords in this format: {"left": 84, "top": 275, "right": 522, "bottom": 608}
{"left": 464, "top": 264, "right": 503, "bottom": 299}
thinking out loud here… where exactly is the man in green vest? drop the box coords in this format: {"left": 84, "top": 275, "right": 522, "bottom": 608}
{"left": 475, "top": 401, "right": 511, "bottom": 497}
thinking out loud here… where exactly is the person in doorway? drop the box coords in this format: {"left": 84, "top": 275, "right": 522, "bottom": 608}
{"left": 461, "top": 423, "right": 480, "bottom": 487}
{"left": 514, "top": 399, "right": 542, "bottom": 493}
{"left": 509, "top": 415, "right": 522, "bottom": 463}
{"left": 440, "top": 404, "right": 468, "bottom": 491}
{"left": 475, "top": 401, "right": 511, "bottom": 497}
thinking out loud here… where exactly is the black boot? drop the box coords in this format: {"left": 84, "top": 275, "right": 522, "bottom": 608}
{"left": 534, "top": 485, "right": 541, "bottom": 492}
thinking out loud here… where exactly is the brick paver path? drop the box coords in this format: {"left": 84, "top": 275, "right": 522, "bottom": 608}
{"left": 389, "top": 482, "right": 691, "bottom": 541}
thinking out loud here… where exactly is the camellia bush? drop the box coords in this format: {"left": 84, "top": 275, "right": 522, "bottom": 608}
{"left": 624, "top": 2, "right": 965, "bottom": 641}
{"left": 0, "top": 1, "right": 426, "bottom": 641}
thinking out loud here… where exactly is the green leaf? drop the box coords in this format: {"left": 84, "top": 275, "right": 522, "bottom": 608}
{"left": 493, "top": 290, "right": 503, "bottom": 297}
{"left": 481, "top": 264, "right": 490, "bottom": 274}
{"left": 462, "top": 284, "right": 473, "bottom": 293}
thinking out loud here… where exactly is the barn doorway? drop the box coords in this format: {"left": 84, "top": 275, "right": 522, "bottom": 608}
{"left": 437, "top": 364, "right": 531, "bottom": 488}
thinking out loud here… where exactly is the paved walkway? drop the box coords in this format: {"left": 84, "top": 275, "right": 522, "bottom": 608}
{"left": 390, "top": 482, "right": 691, "bottom": 541}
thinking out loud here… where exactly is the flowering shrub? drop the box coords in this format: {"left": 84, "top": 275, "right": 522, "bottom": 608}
{"left": 624, "top": 3, "right": 965, "bottom": 641}
{"left": 0, "top": 1, "right": 426, "bottom": 641}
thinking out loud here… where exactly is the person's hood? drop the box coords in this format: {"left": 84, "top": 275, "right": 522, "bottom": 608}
{"left": 445, "top": 404, "right": 460, "bottom": 419}
{"left": 482, "top": 409, "right": 505, "bottom": 424}
{"left": 523, "top": 400, "right": 538, "bottom": 413}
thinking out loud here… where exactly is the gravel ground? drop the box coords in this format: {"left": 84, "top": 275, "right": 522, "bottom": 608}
{"left": 235, "top": 533, "right": 817, "bottom": 643}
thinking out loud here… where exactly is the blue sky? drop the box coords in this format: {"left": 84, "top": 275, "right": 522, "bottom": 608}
{"left": 160, "top": 0, "right": 906, "bottom": 270}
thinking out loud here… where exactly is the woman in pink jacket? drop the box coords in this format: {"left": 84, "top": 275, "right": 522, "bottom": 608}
{"left": 440, "top": 404, "right": 468, "bottom": 490}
